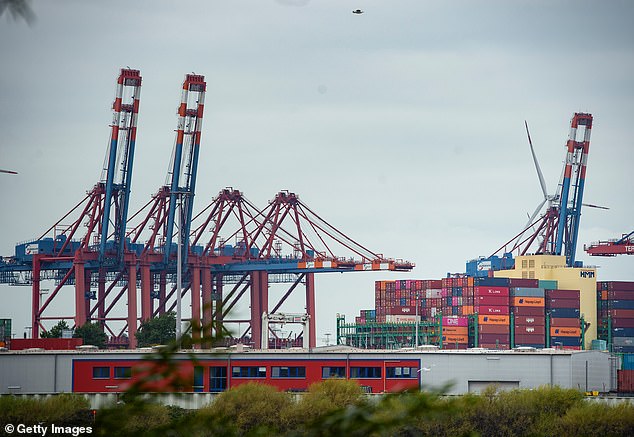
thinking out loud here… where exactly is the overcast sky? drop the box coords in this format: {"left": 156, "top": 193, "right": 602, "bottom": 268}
{"left": 1, "top": 1, "right": 633, "bottom": 344}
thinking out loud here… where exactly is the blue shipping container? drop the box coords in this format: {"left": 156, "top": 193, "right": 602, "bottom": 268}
{"left": 609, "top": 300, "right": 634, "bottom": 310}
{"left": 622, "top": 354, "right": 634, "bottom": 370}
{"left": 613, "top": 327, "right": 634, "bottom": 337}
{"left": 550, "top": 336, "right": 581, "bottom": 347}
{"left": 548, "top": 308, "right": 580, "bottom": 318}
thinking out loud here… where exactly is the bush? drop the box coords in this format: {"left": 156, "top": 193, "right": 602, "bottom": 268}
{"left": 197, "top": 382, "right": 294, "bottom": 436}
{"left": 0, "top": 394, "right": 91, "bottom": 426}
{"left": 556, "top": 402, "right": 634, "bottom": 437}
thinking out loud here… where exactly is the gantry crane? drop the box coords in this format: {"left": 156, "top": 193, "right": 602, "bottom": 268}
{"left": 0, "top": 69, "right": 415, "bottom": 349}
{"left": 0, "top": 68, "right": 142, "bottom": 338}
{"left": 492, "top": 113, "right": 594, "bottom": 267}
{"left": 585, "top": 231, "right": 634, "bottom": 256}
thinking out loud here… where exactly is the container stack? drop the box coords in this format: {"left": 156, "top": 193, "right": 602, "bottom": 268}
{"left": 597, "top": 281, "right": 634, "bottom": 353}
{"left": 511, "top": 286, "right": 546, "bottom": 348}
{"left": 441, "top": 277, "right": 474, "bottom": 317}
{"left": 546, "top": 289, "right": 581, "bottom": 350}
{"left": 474, "top": 277, "right": 510, "bottom": 348}
{"left": 442, "top": 316, "right": 469, "bottom": 349}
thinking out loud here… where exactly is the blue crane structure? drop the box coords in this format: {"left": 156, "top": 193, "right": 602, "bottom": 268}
{"left": 0, "top": 69, "right": 414, "bottom": 349}
{"left": 492, "top": 113, "right": 594, "bottom": 268}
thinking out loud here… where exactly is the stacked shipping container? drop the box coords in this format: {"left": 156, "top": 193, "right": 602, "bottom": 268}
{"left": 367, "top": 277, "right": 583, "bottom": 350}
{"left": 597, "top": 281, "right": 634, "bottom": 353}
{"left": 547, "top": 289, "right": 581, "bottom": 350}
{"left": 511, "top": 280, "right": 546, "bottom": 348}
{"left": 474, "top": 280, "right": 510, "bottom": 349}
{"left": 441, "top": 316, "right": 469, "bottom": 349}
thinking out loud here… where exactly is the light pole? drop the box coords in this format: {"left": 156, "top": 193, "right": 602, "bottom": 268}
{"left": 176, "top": 192, "right": 184, "bottom": 344}
{"left": 415, "top": 290, "right": 420, "bottom": 348}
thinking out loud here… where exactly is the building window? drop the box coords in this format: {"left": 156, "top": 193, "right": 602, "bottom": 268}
{"left": 350, "top": 367, "right": 381, "bottom": 379}
{"left": 271, "top": 366, "right": 306, "bottom": 378}
{"left": 92, "top": 366, "right": 110, "bottom": 379}
{"left": 529, "top": 259, "right": 535, "bottom": 268}
{"left": 114, "top": 366, "right": 132, "bottom": 379}
{"left": 232, "top": 366, "right": 266, "bottom": 378}
{"left": 193, "top": 366, "right": 204, "bottom": 393}
{"left": 522, "top": 260, "right": 528, "bottom": 268}
{"left": 210, "top": 366, "right": 227, "bottom": 392}
{"left": 322, "top": 366, "right": 346, "bottom": 378}
{"left": 386, "top": 367, "right": 418, "bottom": 379}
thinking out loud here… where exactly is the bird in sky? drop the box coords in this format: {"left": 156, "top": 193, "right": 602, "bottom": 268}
{"left": 352, "top": 9, "right": 364, "bottom": 15}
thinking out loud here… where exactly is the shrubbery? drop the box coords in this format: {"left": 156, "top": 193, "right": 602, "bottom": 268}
{"left": 3, "top": 384, "right": 634, "bottom": 436}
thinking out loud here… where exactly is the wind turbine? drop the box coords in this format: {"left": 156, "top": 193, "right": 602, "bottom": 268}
{"left": 513, "top": 121, "right": 557, "bottom": 249}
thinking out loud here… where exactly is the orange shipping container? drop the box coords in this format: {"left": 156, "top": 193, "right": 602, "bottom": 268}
{"left": 550, "top": 327, "right": 581, "bottom": 337}
{"left": 601, "top": 290, "right": 607, "bottom": 300}
{"left": 442, "top": 326, "right": 469, "bottom": 335}
{"left": 478, "top": 315, "right": 510, "bottom": 325}
{"left": 512, "top": 297, "right": 545, "bottom": 307}
{"left": 442, "top": 334, "right": 468, "bottom": 343}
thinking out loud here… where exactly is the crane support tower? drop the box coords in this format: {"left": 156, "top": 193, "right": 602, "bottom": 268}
{"left": 556, "top": 113, "right": 593, "bottom": 266}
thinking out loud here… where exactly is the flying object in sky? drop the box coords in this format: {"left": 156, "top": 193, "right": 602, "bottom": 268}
{"left": 0, "top": 169, "right": 18, "bottom": 175}
{"left": 352, "top": 9, "right": 364, "bottom": 15}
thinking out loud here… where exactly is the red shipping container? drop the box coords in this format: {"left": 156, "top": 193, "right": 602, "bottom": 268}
{"left": 609, "top": 309, "right": 634, "bottom": 318}
{"left": 388, "top": 306, "right": 417, "bottom": 315}
{"left": 442, "top": 342, "right": 468, "bottom": 350}
{"left": 546, "top": 298, "right": 580, "bottom": 309}
{"left": 545, "top": 289, "right": 580, "bottom": 299}
{"left": 618, "top": 369, "right": 634, "bottom": 393}
{"left": 512, "top": 306, "right": 544, "bottom": 316}
{"left": 605, "top": 282, "right": 634, "bottom": 292}
{"left": 561, "top": 346, "right": 581, "bottom": 351}
{"left": 514, "top": 316, "right": 545, "bottom": 325}
{"left": 611, "top": 318, "right": 634, "bottom": 328}
{"left": 515, "top": 325, "right": 545, "bottom": 335}
{"left": 479, "top": 343, "right": 510, "bottom": 349}
{"left": 550, "top": 317, "right": 580, "bottom": 327}
{"left": 476, "top": 295, "right": 510, "bottom": 306}
{"left": 474, "top": 286, "right": 510, "bottom": 297}
{"left": 479, "top": 324, "right": 510, "bottom": 334}
{"left": 508, "top": 278, "right": 540, "bottom": 287}
{"left": 607, "top": 290, "right": 634, "bottom": 300}
{"left": 479, "top": 333, "right": 510, "bottom": 343}
{"left": 10, "top": 338, "right": 83, "bottom": 350}
{"left": 514, "top": 333, "right": 545, "bottom": 343}
{"left": 478, "top": 305, "right": 510, "bottom": 315}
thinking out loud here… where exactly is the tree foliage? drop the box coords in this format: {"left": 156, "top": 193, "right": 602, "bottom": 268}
{"left": 73, "top": 322, "right": 107, "bottom": 348}
{"left": 41, "top": 320, "right": 70, "bottom": 338}
{"left": 135, "top": 311, "right": 176, "bottom": 347}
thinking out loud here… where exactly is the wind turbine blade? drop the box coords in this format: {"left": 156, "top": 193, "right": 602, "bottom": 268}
{"left": 514, "top": 198, "right": 548, "bottom": 248}
{"left": 525, "top": 121, "right": 548, "bottom": 200}
{"left": 582, "top": 203, "right": 609, "bottom": 210}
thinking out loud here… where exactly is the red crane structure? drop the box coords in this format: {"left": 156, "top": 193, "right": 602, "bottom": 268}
{"left": 0, "top": 69, "right": 414, "bottom": 349}
{"left": 585, "top": 231, "right": 634, "bottom": 256}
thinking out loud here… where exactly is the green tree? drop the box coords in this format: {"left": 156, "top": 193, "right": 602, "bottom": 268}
{"left": 73, "top": 322, "right": 107, "bottom": 348}
{"left": 41, "top": 320, "right": 70, "bottom": 338}
{"left": 135, "top": 311, "right": 176, "bottom": 347}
